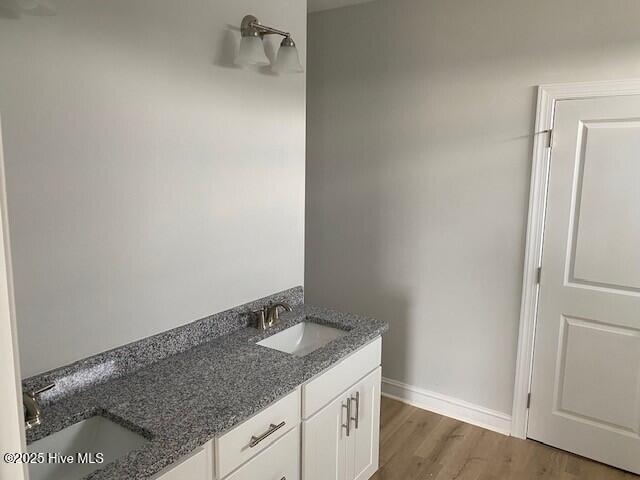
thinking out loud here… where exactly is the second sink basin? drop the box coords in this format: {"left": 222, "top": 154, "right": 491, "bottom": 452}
{"left": 28, "top": 416, "right": 149, "bottom": 480}
{"left": 257, "top": 321, "right": 347, "bottom": 357}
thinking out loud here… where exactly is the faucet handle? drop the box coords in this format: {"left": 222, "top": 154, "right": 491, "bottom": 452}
{"left": 23, "top": 383, "right": 54, "bottom": 430}
{"left": 253, "top": 308, "right": 268, "bottom": 330}
{"left": 265, "top": 302, "right": 292, "bottom": 327}
{"left": 29, "top": 383, "right": 55, "bottom": 397}
{"left": 271, "top": 302, "right": 292, "bottom": 318}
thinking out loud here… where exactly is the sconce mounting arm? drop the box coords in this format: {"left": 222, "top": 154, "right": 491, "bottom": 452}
{"left": 241, "top": 15, "right": 291, "bottom": 39}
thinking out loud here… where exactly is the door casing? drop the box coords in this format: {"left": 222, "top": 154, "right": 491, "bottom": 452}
{"left": 512, "top": 79, "right": 640, "bottom": 439}
{"left": 0, "top": 115, "right": 29, "bottom": 480}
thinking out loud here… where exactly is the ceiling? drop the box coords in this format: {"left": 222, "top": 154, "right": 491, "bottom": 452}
{"left": 308, "top": 0, "right": 378, "bottom": 13}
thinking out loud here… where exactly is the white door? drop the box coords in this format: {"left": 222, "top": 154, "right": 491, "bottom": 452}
{"left": 528, "top": 94, "right": 640, "bottom": 473}
{"left": 302, "top": 393, "right": 349, "bottom": 480}
{"left": 348, "top": 368, "right": 380, "bottom": 480}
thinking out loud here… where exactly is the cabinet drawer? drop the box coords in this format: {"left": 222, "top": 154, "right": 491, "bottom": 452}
{"left": 152, "top": 444, "right": 211, "bottom": 480}
{"left": 216, "top": 387, "right": 300, "bottom": 478}
{"left": 302, "top": 338, "right": 381, "bottom": 419}
{"left": 224, "top": 426, "right": 300, "bottom": 480}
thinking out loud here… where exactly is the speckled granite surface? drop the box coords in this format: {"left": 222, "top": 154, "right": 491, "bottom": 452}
{"left": 23, "top": 287, "right": 304, "bottom": 406}
{"left": 25, "top": 303, "right": 388, "bottom": 480}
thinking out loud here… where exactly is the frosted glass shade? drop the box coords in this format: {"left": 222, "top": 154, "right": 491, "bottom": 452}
{"left": 273, "top": 45, "right": 303, "bottom": 74}
{"left": 235, "top": 36, "right": 269, "bottom": 67}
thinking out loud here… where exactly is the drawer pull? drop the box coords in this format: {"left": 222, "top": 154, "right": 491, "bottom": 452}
{"left": 351, "top": 391, "right": 360, "bottom": 429}
{"left": 249, "top": 421, "right": 286, "bottom": 448}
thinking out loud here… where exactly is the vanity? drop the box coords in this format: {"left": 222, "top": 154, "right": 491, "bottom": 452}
{"left": 155, "top": 338, "right": 381, "bottom": 480}
{"left": 22, "top": 289, "right": 388, "bottom": 480}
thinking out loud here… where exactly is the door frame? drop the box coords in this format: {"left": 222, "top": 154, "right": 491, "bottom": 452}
{"left": 0, "top": 115, "right": 28, "bottom": 479}
{"left": 511, "top": 79, "right": 640, "bottom": 439}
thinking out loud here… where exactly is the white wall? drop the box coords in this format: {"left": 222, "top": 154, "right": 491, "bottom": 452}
{"left": 306, "top": 0, "right": 640, "bottom": 415}
{"left": 0, "top": 0, "right": 306, "bottom": 377}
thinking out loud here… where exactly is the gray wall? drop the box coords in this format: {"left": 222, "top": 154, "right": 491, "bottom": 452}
{"left": 0, "top": 0, "right": 306, "bottom": 377}
{"left": 306, "top": 0, "right": 640, "bottom": 415}
{"left": 308, "top": 0, "right": 376, "bottom": 13}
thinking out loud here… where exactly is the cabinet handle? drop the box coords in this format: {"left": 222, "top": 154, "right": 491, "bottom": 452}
{"left": 249, "top": 421, "right": 286, "bottom": 448}
{"left": 351, "top": 391, "right": 360, "bottom": 430}
{"left": 342, "top": 399, "right": 351, "bottom": 437}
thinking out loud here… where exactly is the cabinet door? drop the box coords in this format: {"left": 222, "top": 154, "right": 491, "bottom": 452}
{"left": 302, "top": 393, "right": 349, "bottom": 480}
{"left": 348, "top": 367, "right": 381, "bottom": 480}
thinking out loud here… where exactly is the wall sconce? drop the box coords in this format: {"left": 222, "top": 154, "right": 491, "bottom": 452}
{"left": 235, "top": 15, "right": 303, "bottom": 74}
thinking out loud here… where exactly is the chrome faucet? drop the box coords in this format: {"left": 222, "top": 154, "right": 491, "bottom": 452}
{"left": 254, "top": 302, "right": 292, "bottom": 330}
{"left": 23, "top": 383, "right": 54, "bottom": 429}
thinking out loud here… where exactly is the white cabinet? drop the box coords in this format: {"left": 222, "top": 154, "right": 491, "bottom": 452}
{"left": 215, "top": 388, "right": 300, "bottom": 478}
{"left": 302, "top": 339, "right": 382, "bottom": 419}
{"left": 302, "top": 392, "right": 349, "bottom": 480}
{"left": 348, "top": 368, "right": 381, "bottom": 480}
{"left": 152, "top": 444, "right": 212, "bottom": 480}
{"left": 225, "top": 426, "right": 300, "bottom": 480}
{"left": 303, "top": 367, "right": 381, "bottom": 480}
{"left": 152, "top": 336, "right": 382, "bottom": 480}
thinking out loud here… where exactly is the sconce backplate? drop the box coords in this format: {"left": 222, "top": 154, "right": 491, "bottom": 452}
{"left": 240, "top": 14, "right": 260, "bottom": 37}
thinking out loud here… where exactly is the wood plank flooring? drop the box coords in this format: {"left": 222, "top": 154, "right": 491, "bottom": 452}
{"left": 372, "top": 397, "right": 638, "bottom": 480}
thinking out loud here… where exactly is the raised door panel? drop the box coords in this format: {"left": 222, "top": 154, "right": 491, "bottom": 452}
{"left": 348, "top": 368, "right": 381, "bottom": 480}
{"left": 570, "top": 120, "right": 640, "bottom": 291}
{"left": 302, "top": 394, "right": 348, "bottom": 480}
{"left": 555, "top": 317, "right": 640, "bottom": 433}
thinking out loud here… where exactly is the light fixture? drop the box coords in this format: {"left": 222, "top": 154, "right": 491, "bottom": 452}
{"left": 235, "top": 14, "right": 303, "bottom": 74}
{"left": 273, "top": 37, "right": 304, "bottom": 74}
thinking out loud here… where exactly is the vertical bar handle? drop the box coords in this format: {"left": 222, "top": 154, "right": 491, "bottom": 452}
{"left": 351, "top": 391, "right": 360, "bottom": 429}
{"left": 342, "top": 398, "right": 351, "bottom": 436}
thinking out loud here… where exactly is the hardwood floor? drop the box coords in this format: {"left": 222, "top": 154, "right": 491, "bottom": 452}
{"left": 372, "top": 397, "right": 638, "bottom": 480}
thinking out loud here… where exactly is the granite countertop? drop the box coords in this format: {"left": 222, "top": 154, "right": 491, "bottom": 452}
{"left": 28, "top": 304, "right": 388, "bottom": 480}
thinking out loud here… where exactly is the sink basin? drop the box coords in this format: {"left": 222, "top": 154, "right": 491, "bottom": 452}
{"left": 257, "top": 322, "right": 347, "bottom": 357}
{"left": 28, "top": 416, "right": 149, "bottom": 480}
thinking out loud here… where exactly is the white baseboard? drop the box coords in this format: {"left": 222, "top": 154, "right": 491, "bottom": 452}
{"left": 381, "top": 377, "right": 512, "bottom": 436}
